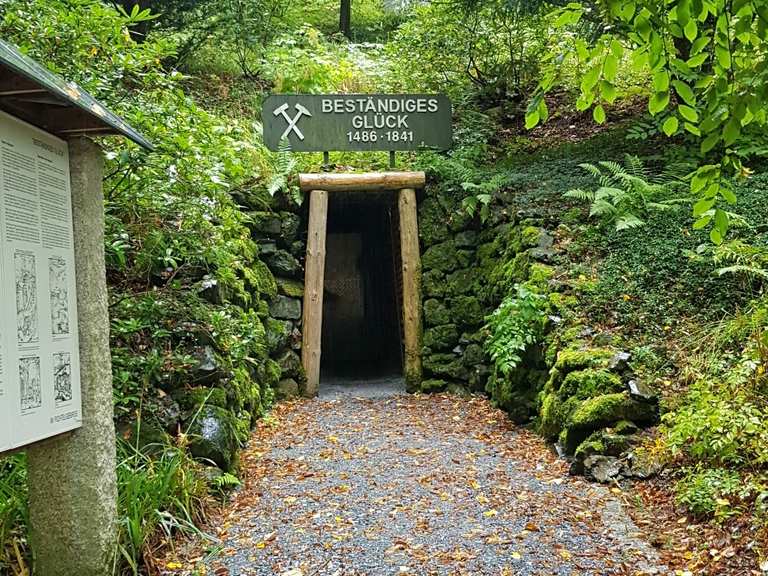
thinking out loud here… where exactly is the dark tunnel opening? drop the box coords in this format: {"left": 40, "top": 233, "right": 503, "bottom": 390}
{"left": 320, "top": 193, "right": 403, "bottom": 382}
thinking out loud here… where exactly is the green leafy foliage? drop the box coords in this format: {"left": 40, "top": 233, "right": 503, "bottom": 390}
{"left": 485, "top": 284, "right": 548, "bottom": 376}
{"left": 564, "top": 155, "right": 687, "bottom": 230}
{"left": 0, "top": 455, "right": 27, "bottom": 573}
{"left": 385, "top": 0, "right": 548, "bottom": 100}
{"left": 528, "top": 0, "right": 768, "bottom": 240}
{"left": 675, "top": 467, "right": 746, "bottom": 521}
{"left": 116, "top": 438, "right": 211, "bottom": 575}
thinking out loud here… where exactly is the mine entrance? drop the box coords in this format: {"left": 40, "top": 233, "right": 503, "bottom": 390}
{"left": 320, "top": 194, "right": 403, "bottom": 381}
{"left": 300, "top": 172, "right": 424, "bottom": 396}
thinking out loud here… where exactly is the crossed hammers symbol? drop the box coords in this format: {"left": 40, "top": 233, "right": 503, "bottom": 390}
{"left": 273, "top": 103, "right": 312, "bottom": 141}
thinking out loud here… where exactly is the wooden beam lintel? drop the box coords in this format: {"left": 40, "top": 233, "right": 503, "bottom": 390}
{"left": 299, "top": 171, "right": 425, "bottom": 193}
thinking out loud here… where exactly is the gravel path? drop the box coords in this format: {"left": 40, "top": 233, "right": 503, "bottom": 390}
{"left": 209, "top": 393, "right": 668, "bottom": 576}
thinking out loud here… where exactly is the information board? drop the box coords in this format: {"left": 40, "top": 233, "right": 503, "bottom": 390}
{"left": 0, "top": 110, "right": 82, "bottom": 452}
{"left": 262, "top": 94, "right": 452, "bottom": 152}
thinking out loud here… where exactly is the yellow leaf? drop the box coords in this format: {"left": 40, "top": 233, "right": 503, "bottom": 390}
{"left": 558, "top": 549, "right": 572, "bottom": 560}
{"left": 166, "top": 561, "right": 183, "bottom": 570}
{"left": 510, "top": 551, "right": 522, "bottom": 560}
{"left": 483, "top": 509, "right": 498, "bottom": 518}
{"left": 469, "top": 479, "right": 480, "bottom": 490}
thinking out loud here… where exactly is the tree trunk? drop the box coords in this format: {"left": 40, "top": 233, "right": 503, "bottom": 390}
{"left": 340, "top": 0, "right": 352, "bottom": 38}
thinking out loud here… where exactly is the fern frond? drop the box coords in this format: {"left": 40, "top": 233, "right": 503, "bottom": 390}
{"left": 716, "top": 265, "right": 768, "bottom": 279}
{"left": 579, "top": 163, "right": 603, "bottom": 180}
{"left": 589, "top": 199, "right": 616, "bottom": 217}
{"left": 623, "top": 154, "right": 647, "bottom": 178}
{"left": 615, "top": 214, "right": 645, "bottom": 230}
{"left": 564, "top": 188, "right": 595, "bottom": 201}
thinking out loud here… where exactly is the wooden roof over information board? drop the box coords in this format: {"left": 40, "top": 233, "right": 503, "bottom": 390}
{"left": 0, "top": 39, "right": 153, "bottom": 150}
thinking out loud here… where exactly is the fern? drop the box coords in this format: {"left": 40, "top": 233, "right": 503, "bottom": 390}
{"left": 565, "top": 156, "right": 684, "bottom": 231}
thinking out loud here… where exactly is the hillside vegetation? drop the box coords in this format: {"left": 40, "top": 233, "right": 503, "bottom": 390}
{"left": 1, "top": 0, "right": 768, "bottom": 574}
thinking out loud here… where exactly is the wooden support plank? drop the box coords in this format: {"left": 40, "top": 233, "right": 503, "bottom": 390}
{"left": 398, "top": 187, "right": 422, "bottom": 392}
{"left": 300, "top": 171, "right": 425, "bottom": 193}
{"left": 301, "top": 189, "right": 329, "bottom": 397}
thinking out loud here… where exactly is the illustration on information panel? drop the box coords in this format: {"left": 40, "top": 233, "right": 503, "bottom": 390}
{"left": 49, "top": 256, "right": 70, "bottom": 336}
{"left": 20, "top": 356, "right": 42, "bottom": 412}
{"left": 53, "top": 351, "right": 72, "bottom": 405}
{"left": 15, "top": 250, "right": 39, "bottom": 344}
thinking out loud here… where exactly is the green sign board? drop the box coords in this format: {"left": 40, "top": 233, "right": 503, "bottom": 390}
{"left": 262, "top": 94, "right": 452, "bottom": 152}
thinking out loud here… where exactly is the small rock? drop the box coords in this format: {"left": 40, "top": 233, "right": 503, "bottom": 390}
{"left": 192, "top": 345, "right": 221, "bottom": 385}
{"left": 247, "top": 211, "right": 282, "bottom": 236}
{"left": 265, "top": 250, "right": 302, "bottom": 278}
{"left": 609, "top": 351, "right": 632, "bottom": 372}
{"left": 584, "top": 455, "right": 622, "bottom": 483}
{"left": 276, "top": 378, "right": 300, "bottom": 400}
{"left": 445, "top": 383, "right": 471, "bottom": 397}
{"left": 188, "top": 405, "right": 239, "bottom": 472}
{"left": 270, "top": 295, "right": 302, "bottom": 320}
{"left": 258, "top": 241, "right": 278, "bottom": 255}
{"left": 454, "top": 230, "right": 478, "bottom": 247}
{"left": 627, "top": 379, "right": 658, "bottom": 403}
{"left": 276, "top": 350, "right": 303, "bottom": 380}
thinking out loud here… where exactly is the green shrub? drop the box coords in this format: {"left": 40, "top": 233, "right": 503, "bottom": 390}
{"left": 0, "top": 455, "right": 27, "bottom": 574}
{"left": 675, "top": 467, "right": 745, "bottom": 522}
{"left": 485, "top": 284, "right": 548, "bottom": 377}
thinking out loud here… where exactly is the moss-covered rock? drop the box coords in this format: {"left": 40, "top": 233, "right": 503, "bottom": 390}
{"left": 275, "top": 350, "right": 301, "bottom": 380}
{"left": 265, "top": 250, "right": 302, "bottom": 278}
{"left": 561, "top": 392, "right": 657, "bottom": 453}
{"left": 276, "top": 378, "right": 300, "bottom": 400}
{"left": 547, "top": 346, "right": 615, "bottom": 390}
{"left": 279, "top": 211, "right": 301, "bottom": 242}
{"left": 527, "top": 263, "right": 554, "bottom": 288}
{"left": 538, "top": 393, "right": 581, "bottom": 439}
{"left": 446, "top": 383, "right": 471, "bottom": 397}
{"left": 462, "top": 343, "right": 485, "bottom": 367}
{"left": 119, "top": 420, "right": 171, "bottom": 455}
{"left": 421, "top": 378, "right": 447, "bottom": 392}
{"left": 247, "top": 211, "right": 281, "bottom": 236}
{"left": 573, "top": 430, "right": 632, "bottom": 460}
{"left": 559, "top": 369, "right": 623, "bottom": 399}
{"left": 423, "top": 324, "right": 459, "bottom": 350}
{"left": 250, "top": 260, "right": 277, "bottom": 300}
{"left": 423, "top": 270, "right": 446, "bottom": 298}
{"left": 449, "top": 295, "right": 483, "bottom": 326}
{"left": 456, "top": 249, "right": 475, "bottom": 269}
{"left": 424, "top": 353, "right": 469, "bottom": 380}
{"left": 269, "top": 295, "right": 302, "bottom": 320}
{"left": 174, "top": 386, "right": 227, "bottom": 411}
{"left": 422, "top": 240, "right": 459, "bottom": 272}
{"left": 277, "top": 277, "right": 304, "bottom": 298}
{"left": 613, "top": 420, "right": 639, "bottom": 435}
{"left": 445, "top": 268, "right": 475, "bottom": 295}
{"left": 455, "top": 230, "right": 479, "bottom": 247}
{"left": 522, "top": 225, "right": 543, "bottom": 247}
{"left": 265, "top": 318, "right": 291, "bottom": 354}
{"left": 419, "top": 197, "right": 450, "bottom": 245}
{"left": 259, "top": 358, "right": 282, "bottom": 389}
{"left": 424, "top": 299, "right": 451, "bottom": 326}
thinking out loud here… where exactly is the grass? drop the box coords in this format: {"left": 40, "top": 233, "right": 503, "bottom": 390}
{"left": 0, "top": 436, "right": 214, "bottom": 576}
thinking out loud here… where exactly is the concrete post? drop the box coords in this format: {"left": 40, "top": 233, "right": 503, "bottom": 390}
{"left": 26, "top": 137, "right": 118, "bottom": 575}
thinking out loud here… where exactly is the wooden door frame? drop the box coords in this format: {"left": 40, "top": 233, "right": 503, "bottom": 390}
{"left": 298, "top": 172, "right": 426, "bottom": 396}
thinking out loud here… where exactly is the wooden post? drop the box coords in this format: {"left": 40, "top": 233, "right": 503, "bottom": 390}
{"left": 398, "top": 188, "right": 422, "bottom": 392}
{"left": 301, "top": 189, "right": 329, "bottom": 397}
